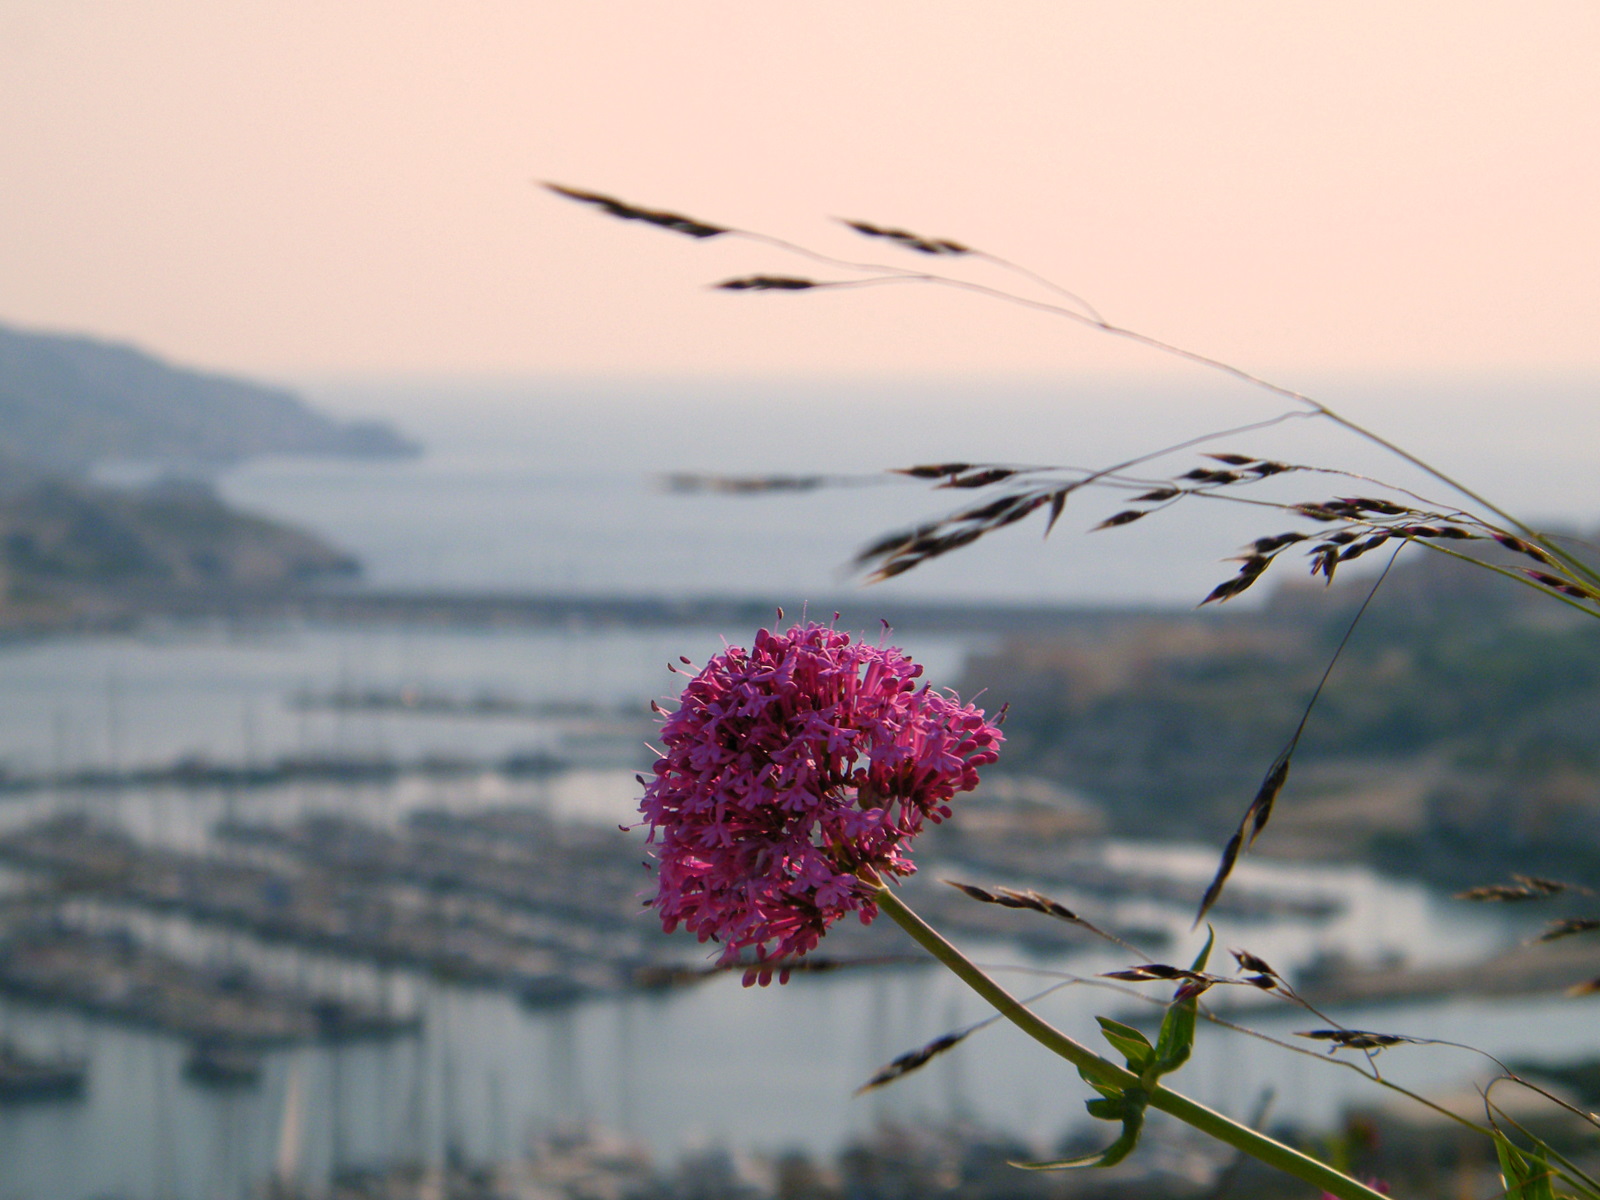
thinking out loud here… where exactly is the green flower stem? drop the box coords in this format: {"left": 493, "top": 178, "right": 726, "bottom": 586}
{"left": 873, "top": 885, "right": 1390, "bottom": 1200}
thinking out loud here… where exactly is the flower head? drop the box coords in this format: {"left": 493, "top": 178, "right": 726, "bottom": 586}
{"left": 639, "top": 622, "right": 1002, "bottom": 983}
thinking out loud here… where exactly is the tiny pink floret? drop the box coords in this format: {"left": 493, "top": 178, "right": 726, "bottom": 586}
{"left": 639, "top": 623, "right": 1002, "bottom": 983}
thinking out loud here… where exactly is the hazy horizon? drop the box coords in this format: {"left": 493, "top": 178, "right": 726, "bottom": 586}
{"left": 194, "top": 370, "right": 1600, "bottom": 608}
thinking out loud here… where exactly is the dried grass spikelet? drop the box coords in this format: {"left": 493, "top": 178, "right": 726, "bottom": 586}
{"left": 1297, "top": 1029, "right": 1423, "bottom": 1053}
{"left": 1525, "top": 570, "right": 1600, "bottom": 600}
{"left": 1457, "top": 875, "right": 1581, "bottom": 902}
{"left": 896, "top": 462, "right": 974, "bottom": 479}
{"left": 857, "top": 488, "right": 1053, "bottom": 582}
{"left": 660, "top": 472, "right": 828, "bottom": 494}
{"left": 838, "top": 218, "right": 971, "bottom": 257}
{"left": 855, "top": 1030, "right": 972, "bottom": 1094}
{"left": 936, "top": 467, "right": 1020, "bottom": 489}
{"left": 1099, "top": 963, "right": 1218, "bottom": 1002}
{"left": 1194, "top": 757, "right": 1291, "bottom": 924}
{"left": 543, "top": 183, "right": 728, "bottom": 239}
{"left": 1493, "top": 533, "right": 1555, "bottom": 565}
{"left": 1231, "top": 948, "right": 1280, "bottom": 980}
{"left": 944, "top": 879, "right": 1146, "bottom": 956}
{"left": 715, "top": 275, "right": 819, "bottom": 291}
{"left": 1539, "top": 917, "right": 1600, "bottom": 942}
{"left": 1093, "top": 509, "right": 1149, "bottom": 531}
{"left": 1201, "top": 555, "right": 1271, "bottom": 605}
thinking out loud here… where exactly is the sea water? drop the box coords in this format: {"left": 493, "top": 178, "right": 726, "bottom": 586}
{"left": 217, "top": 371, "right": 1600, "bottom": 606}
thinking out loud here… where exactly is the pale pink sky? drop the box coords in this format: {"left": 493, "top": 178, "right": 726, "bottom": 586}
{"left": 1, "top": 2, "right": 1597, "bottom": 378}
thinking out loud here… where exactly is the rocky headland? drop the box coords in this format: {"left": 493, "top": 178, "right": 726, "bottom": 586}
{"left": 0, "top": 319, "right": 417, "bottom": 630}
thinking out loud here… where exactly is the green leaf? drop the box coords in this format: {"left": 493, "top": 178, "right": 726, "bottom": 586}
{"left": 1015, "top": 1088, "right": 1148, "bottom": 1170}
{"left": 1146, "top": 926, "right": 1216, "bottom": 1082}
{"left": 1494, "top": 1134, "right": 1558, "bottom": 1200}
{"left": 1076, "top": 1063, "right": 1121, "bottom": 1099}
{"left": 1084, "top": 1096, "right": 1126, "bottom": 1121}
{"left": 1150, "top": 989, "right": 1198, "bottom": 1079}
{"left": 1525, "top": 1146, "right": 1558, "bottom": 1200}
{"left": 1096, "top": 1017, "right": 1154, "bottom": 1071}
{"left": 1188, "top": 924, "right": 1217, "bottom": 973}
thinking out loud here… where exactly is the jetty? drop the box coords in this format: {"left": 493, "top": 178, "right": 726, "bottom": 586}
{"left": 0, "top": 913, "right": 417, "bottom": 1044}
{"left": 0, "top": 745, "right": 622, "bottom": 798}
{"left": 0, "top": 814, "right": 677, "bottom": 1000}
{"left": 288, "top": 685, "right": 620, "bottom": 722}
{"left": 0, "top": 790, "right": 1331, "bottom": 1012}
{"left": 111, "top": 585, "right": 1183, "bottom": 638}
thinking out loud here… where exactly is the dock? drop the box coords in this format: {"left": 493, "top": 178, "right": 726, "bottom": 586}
{"left": 0, "top": 913, "right": 418, "bottom": 1044}
{"left": 0, "top": 814, "right": 678, "bottom": 1000}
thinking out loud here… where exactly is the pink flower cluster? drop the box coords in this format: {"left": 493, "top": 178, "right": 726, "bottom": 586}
{"left": 639, "top": 622, "right": 1002, "bottom": 983}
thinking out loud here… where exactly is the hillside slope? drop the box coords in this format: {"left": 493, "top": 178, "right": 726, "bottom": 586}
{"left": 0, "top": 321, "right": 416, "bottom": 479}
{"left": 0, "top": 477, "right": 362, "bottom": 629}
{"left": 960, "top": 543, "right": 1600, "bottom": 881}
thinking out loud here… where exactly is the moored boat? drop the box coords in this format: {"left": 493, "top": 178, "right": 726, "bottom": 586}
{"left": 182, "top": 1038, "right": 264, "bottom": 1087}
{"left": 0, "top": 1039, "right": 87, "bottom": 1102}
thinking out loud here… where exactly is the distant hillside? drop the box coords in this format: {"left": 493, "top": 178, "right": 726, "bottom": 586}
{"left": 0, "top": 321, "right": 400, "bottom": 625}
{"left": 960, "top": 540, "right": 1600, "bottom": 883}
{"left": 0, "top": 321, "right": 417, "bottom": 480}
{"left": 1, "top": 477, "right": 358, "bottom": 585}
{"left": 0, "top": 477, "right": 361, "bottom": 629}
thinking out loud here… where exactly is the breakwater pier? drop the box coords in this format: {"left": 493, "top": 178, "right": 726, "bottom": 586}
{"left": 0, "top": 911, "right": 417, "bottom": 1045}
{"left": 0, "top": 812, "right": 675, "bottom": 1001}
